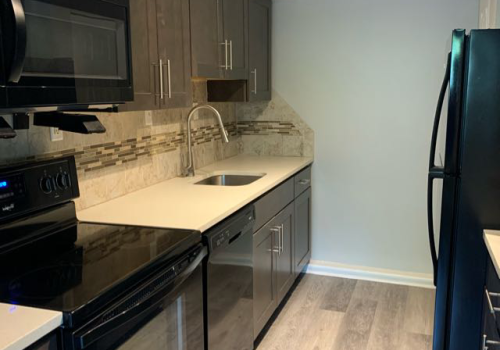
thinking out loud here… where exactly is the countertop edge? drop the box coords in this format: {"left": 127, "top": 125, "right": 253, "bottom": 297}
{"left": 484, "top": 230, "right": 500, "bottom": 279}
{"left": 0, "top": 304, "right": 62, "bottom": 350}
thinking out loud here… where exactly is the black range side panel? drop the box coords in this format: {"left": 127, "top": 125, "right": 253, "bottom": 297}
{"left": 448, "top": 29, "right": 500, "bottom": 350}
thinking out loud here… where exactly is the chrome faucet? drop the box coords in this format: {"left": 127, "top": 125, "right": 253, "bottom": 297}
{"left": 184, "top": 105, "right": 230, "bottom": 177}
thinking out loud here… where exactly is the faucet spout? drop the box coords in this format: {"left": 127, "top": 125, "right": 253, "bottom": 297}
{"left": 184, "top": 105, "right": 229, "bottom": 177}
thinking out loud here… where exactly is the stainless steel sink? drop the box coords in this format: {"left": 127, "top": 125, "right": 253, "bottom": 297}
{"left": 195, "top": 174, "right": 264, "bottom": 186}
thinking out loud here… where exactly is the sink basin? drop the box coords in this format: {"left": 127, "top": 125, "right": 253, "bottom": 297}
{"left": 195, "top": 174, "right": 264, "bottom": 186}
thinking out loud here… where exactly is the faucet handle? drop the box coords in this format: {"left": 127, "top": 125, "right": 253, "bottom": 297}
{"left": 222, "top": 128, "right": 230, "bottom": 143}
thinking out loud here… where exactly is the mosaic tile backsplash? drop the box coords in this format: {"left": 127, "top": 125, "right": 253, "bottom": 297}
{"left": 28, "top": 122, "right": 239, "bottom": 174}
{"left": 0, "top": 85, "right": 313, "bottom": 211}
{"left": 237, "top": 121, "right": 300, "bottom": 136}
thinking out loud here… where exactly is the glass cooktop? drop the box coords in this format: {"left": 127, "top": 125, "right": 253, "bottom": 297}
{"left": 0, "top": 204, "right": 200, "bottom": 326}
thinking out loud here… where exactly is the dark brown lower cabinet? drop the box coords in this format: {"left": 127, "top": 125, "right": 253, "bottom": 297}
{"left": 253, "top": 219, "right": 278, "bottom": 340}
{"left": 276, "top": 204, "right": 295, "bottom": 304}
{"left": 294, "top": 188, "right": 312, "bottom": 275}
{"left": 253, "top": 165, "right": 312, "bottom": 341}
{"left": 253, "top": 203, "right": 294, "bottom": 339}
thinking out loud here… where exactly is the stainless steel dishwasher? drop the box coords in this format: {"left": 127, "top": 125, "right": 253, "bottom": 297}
{"left": 204, "top": 205, "right": 255, "bottom": 350}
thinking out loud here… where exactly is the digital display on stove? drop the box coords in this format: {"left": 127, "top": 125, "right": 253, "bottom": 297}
{"left": 0, "top": 181, "right": 8, "bottom": 189}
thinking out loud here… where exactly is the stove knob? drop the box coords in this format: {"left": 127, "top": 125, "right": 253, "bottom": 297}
{"left": 40, "top": 176, "right": 53, "bottom": 194}
{"left": 56, "top": 172, "right": 70, "bottom": 190}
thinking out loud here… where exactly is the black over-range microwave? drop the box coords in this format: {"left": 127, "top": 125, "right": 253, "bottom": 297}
{"left": 0, "top": 0, "right": 133, "bottom": 112}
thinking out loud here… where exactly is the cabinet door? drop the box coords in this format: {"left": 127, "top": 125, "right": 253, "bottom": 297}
{"left": 253, "top": 221, "right": 277, "bottom": 340}
{"left": 275, "top": 203, "right": 295, "bottom": 304}
{"left": 222, "top": 0, "right": 248, "bottom": 79}
{"left": 121, "top": 0, "right": 159, "bottom": 112}
{"left": 156, "top": 0, "right": 192, "bottom": 108}
{"left": 294, "top": 188, "right": 312, "bottom": 275}
{"left": 248, "top": 0, "right": 271, "bottom": 101}
{"left": 190, "top": 0, "right": 223, "bottom": 78}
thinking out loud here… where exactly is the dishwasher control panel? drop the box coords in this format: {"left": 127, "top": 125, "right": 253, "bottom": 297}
{"left": 205, "top": 206, "right": 255, "bottom": 253}
{"left": 212, "top": 230, "right": 231, "bottom": 249}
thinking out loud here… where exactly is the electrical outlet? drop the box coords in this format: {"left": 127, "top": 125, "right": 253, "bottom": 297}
{"left": 50, "top": 127, "right": 64, "bottom": 142}
{"left": 145, "top": 111, "right": 153, "bottom": 126}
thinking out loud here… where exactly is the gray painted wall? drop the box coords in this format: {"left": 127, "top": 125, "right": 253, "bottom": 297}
{"left": 273, "top": 0, "right": 479, "bottom": 274}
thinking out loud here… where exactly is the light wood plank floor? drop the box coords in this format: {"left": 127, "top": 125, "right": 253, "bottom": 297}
{"left": 258, "top": 274, "right": 435, "bottom": 350}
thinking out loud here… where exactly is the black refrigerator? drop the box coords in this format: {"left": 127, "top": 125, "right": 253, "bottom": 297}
{"left": 429, "top": 29, "right": 500, "bottom": 350}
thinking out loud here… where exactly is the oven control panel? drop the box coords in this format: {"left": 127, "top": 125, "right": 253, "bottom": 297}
{"left": 0, "top": 157, "right": 79, "bottom": 221}
{"left": 0, "top": 174, "right": 25, "bottom": 203}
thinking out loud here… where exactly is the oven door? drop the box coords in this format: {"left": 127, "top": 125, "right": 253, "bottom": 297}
{"left": 0, "top": 0, "right": 133, "bottom": 109}
{"left": 71, "top": 245, "right": 206, "bottom": 350}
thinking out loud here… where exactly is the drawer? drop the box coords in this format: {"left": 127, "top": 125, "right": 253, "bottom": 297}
{"left": 254, "top": 178, "right": 294, "bottom": 231}
{"left": 294, "top": 166, "right": 311, "bottom": 197}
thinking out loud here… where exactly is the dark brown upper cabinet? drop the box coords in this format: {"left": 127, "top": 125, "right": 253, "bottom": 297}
{"left": 122, "top": 0, "right": 192, "bottom": 112}
{"left": 248, "top": 0, "right": 271, "bottom": 101}
{"left": 122, "top": 0, "right": 158, "bottom": 112}
{"left": 156, "top": 0, "right": 193, "bottom": 108}
{"left": 190, "top": 0, "right": 249, "bottom": 80}
{"left": 190, "top": 0, "right": 223, "bottom": 78}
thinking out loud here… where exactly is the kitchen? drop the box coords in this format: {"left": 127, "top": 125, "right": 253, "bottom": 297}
{"left": 0, "top": 0, "right": 498, "bottom": 350}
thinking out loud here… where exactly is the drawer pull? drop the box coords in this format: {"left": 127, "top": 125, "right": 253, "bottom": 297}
{"left": 299, "top": 179, "right": 310, "bottom": 186}
{"left": 483, "top": 334, "right": 500, "bottom": 350}
{"left": 486, "top": 288, "right": 500, "bottom": 316}
{"left": 271, "top": 226, "right": 281, "bottom": 256}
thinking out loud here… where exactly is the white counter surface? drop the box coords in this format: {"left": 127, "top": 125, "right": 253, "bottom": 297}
{"left": 78, "top": 155, "right": 313, "bottom": 232}
{"left": 0, "top": 304, "right": 62, "bottom": 350}
{"left": 485, "top": 230, "right": 500, "bottom": 278}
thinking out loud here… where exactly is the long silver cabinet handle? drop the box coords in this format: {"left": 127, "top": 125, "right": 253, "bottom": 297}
{"left": 252, "top": 69, "right": 257, "bottom": 94}
{"left": 271, "top": 226, "right": 281, "bottom": 256}
{"left": 229, "top": 40, "right": 233, "bottom": 70}
{"left": 280, "top": 224, "right": 284, "bottom": 255}
{"left": 299, "top": 179, "right": 311, "bottom": 185}
{"left": 159, "top": 59, "right": 164, "bottom": 100}
{"left": 220, "top": 40, "right": 228, "bottom": 69}
{"left": 167, "top": 59, "right": 172, "bottom": 99}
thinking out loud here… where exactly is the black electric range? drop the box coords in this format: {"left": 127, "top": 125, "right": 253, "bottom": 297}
{"left": 0, "top": 157, "right": 206, "bottom": 350}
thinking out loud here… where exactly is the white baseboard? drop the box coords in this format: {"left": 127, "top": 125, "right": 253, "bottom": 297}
{"left": 306, "top": 260, "right": 435, "bottom": 289}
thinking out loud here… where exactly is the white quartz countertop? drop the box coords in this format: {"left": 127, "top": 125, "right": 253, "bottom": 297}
{"left": 485, "top": 230, "right": 500, "bottom": 278}
{"left": 0, "top": 304, "right": 62, "bottom": 350}
{"left": 78, "top": 155, "right": 313, "bottom": 232}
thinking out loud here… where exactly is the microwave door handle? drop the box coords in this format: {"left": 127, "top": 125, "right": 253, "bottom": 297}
{"left": 8, "top": 0, "right": 27, "bottom": 83}
{"left": 75, "top": 247, "right": 207, "bottom": 350}
{"left": 427, "top": 53, "right": 451, "bottom": 287}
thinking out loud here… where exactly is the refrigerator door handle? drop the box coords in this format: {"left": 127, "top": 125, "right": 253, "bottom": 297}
{"left": 429, "top": 53, "right": 451, "bottom": 171}
{"left": 427, "top": 53, "right": 451, "bottom": 287}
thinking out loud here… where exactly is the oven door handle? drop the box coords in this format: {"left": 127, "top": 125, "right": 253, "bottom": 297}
{"left": 74, "top": 246, "right": 207, "bottom": 350}
{"left": 8, "top": 0, "right": 27, "bottom": 83}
